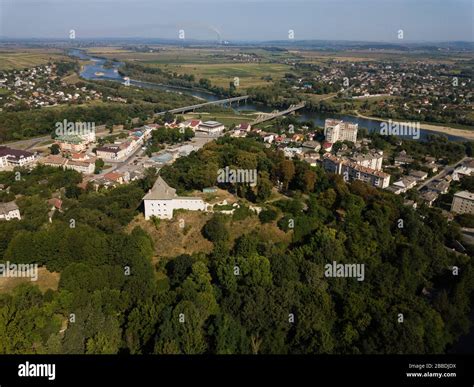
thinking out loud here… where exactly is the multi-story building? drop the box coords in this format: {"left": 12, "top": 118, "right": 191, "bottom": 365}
{"left": 0, "top": 146, "right": 37, "bottom": 170}
{"left": 96, "top": 127, "right": 151, "bottom": 161}
{"left": 349, "top": 151, "right": 383, "bottom": 171}
{"left": 323, "top": 153, "right": 390, "bottom": 189}
{"left": 41, "top": 155, "right": 95, "bottom": 174}
{"left": 55, "top": 135, "right": 88, "bottom": 153}
{"left": 96, "top": 140, "right": 134, "bottom": 161}
{"left": 451, "top": 191, "right": 474, "bottom": 214}
{"left": 324, "top": 119, "right": 358, "bottom": 144}
{"left": 197, "top": 121, "right": 225, "bottom": 135}
{"left": 143, "top": 176, "right": 208, "bottom": 220}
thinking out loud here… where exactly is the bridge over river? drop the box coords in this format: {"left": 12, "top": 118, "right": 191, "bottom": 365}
{"left": 155, "top": 95, "right": 249, "bottom": 115}
{"left": 251, "top": 102, "right": 306, "bottom": 125}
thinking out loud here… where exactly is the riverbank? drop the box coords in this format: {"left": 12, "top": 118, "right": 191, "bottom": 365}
{"left": 354, "top": 111, "right": 474, "bottom": 141}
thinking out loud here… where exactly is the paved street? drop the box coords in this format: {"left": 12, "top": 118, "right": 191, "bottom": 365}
{"left": 417, "top": 156, "right": 470, "bottom": 191}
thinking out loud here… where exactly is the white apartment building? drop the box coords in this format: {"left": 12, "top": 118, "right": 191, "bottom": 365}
{"left": 349, "top": 151, "right": 383, "bottom": 171}
{"left": 323, "top": 153, "right": 390, "bottom": 189}
{"left": 451, "top": 191, "right": 474, "bottom": 215}
{"left": 324, "top": 119, "right": 358, "bottom": 144}
{"left": 143, "top": 176, "right": 208, "bottom": 220}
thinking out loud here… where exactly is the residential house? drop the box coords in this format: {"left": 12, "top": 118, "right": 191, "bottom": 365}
{"left": 104, "top": 171, "right": 129, "bottom": 185}
{"left": 322, "top": 141, "right": 333, "bottom": 152}
{"left": 392, "top": 176, "right": 418, "bottom": 192}
{"left": 283, "top": 147, "right": 303, "bottom": 158}
{"left": 409, "top": 170, "right": 428, "bottom": 181}
{"left": 263, "top": 133, "right": 275, "bottom": 143}
{"left": 427, "top": 179, "right": 450, "bottom": 194}
{"left": 180, "top": 119, "right": 201, "bottom": 131}
{"left": 420, "top": 190, "right": 439, "bottom": 207}
{"left": 237, "top": 123, "right": 251, "bottom": 131}
{"left": 0, "top": 201, "right": 21, "bottom": 221}
{"left": 302, "top": 141, "right": 321, "bottom": 152}
{"left": 394, "top": 154, "right": 415, "bottom": 166}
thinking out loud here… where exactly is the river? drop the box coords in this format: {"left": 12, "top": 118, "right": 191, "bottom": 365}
{"left": 69, "top": 49, "right": 467, "bottom": 142}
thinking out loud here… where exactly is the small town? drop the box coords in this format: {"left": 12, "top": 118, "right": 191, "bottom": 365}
{"left": 1, "top": 115, "right": 473, "bottom": 230}
{"left": 0, "top": 0, "right": 473, "bottom": 381}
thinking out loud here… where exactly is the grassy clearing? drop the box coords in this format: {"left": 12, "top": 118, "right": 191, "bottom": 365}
{"left": 0, "top": 267, "right": 60, "bottom": 294}
{"left": 128, "top": 212, "right": 214, "bottom": 262}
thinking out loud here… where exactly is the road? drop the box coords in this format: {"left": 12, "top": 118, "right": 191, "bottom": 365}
{"left": 416, "top": 156, "right": 469, "bottom": 191}
{"left": 3, "top": 135, "right": 52, "bottom": 151}
{"left": 99, "top": 133, "right": 218, "bottom": 178}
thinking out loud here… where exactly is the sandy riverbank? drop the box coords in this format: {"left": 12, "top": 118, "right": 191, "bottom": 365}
{"left": 355, "top": 112, "right": 474, "bottom": 140}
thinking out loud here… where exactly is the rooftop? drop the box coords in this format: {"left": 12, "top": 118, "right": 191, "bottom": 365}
{"left": 454, "top": 191, "right": 474, "bottom": 201}
{"left": 0, "top": 201, "right": 19, "bottom": 215}
{"left": 143, "top": 175, "right": 177, "bottom": 200}
{"left": 201, "top": 121, "right": 223, "bottom": 127}
{"left": 0, "top": 146, "right": 34, "bottom": 160}
{"left": 143, "top": 175, "right": 202, "bottom": 201}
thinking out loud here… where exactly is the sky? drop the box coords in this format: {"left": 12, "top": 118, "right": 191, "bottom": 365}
{"left": 0, "top": 0, "right": 472, "bottom": 42}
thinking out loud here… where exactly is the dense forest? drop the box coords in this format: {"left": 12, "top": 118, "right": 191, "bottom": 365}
{"left": 0, "top": 138, "right": 473, "bottom": 354}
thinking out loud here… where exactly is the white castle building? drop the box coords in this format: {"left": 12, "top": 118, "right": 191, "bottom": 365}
{"left": 143, "top": 176, "right": 208, "bottom": 219}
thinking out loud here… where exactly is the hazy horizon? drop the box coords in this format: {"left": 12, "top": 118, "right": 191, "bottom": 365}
{"left": 0, "top": 0, "right": 473, "bottom": 42}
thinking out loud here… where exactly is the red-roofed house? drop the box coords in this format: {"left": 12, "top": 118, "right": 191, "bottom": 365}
{"left": 322, "top": 142, "right": 333, "bottom": 152}
{"left": 237, "top": 123, "right": 251, "bottom": 131}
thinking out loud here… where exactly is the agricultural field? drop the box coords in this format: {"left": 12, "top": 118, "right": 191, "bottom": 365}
{"left": 149, "top": 62, "right": 289, "bottom": 88}
{"left": 87, "top": 46, "right": 293, "bottom": 88}
{"left": 0, "top": 48, "right": 69, "bottom": 70}
{"left": 297, "top": 49, "right": 473, "bottom": 65}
